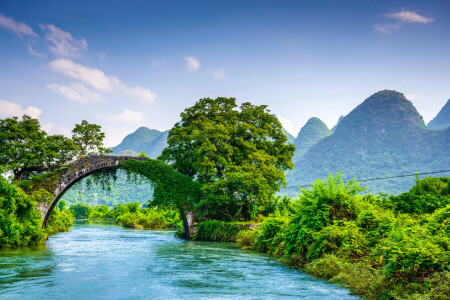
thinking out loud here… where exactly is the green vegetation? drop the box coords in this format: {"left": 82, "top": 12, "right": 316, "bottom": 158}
{"left": 286, "top": 90, "right": 450, "bottom": 196}
{"left": 69, "top": 202, "right": 182, "bottom": 230}
{"left": 159, "top": 97, "right": 295, "bottom": 221}
{"left": 72, "top": 120, "right": 112, "bottom": 158}
{"left": 0, "top": 115, "right": 77, "bottom": 181}
{"left": 219, "top": 174, "right": 450, "bottom": 299}
{"left": 428, "top": 99, "right": 450, "bottom": 130}
{"left": 0, "top": 170, "right": 72, "bottom": 248}
{"left": 194, "top": 220, "right": 253, "bottom": 242}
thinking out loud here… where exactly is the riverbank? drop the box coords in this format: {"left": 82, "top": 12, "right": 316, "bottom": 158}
{"left": 193, "top": 175, "right": 450, "bottom": 299}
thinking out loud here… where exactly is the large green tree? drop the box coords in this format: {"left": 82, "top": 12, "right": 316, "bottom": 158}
{"left": 0, "top": 115, "right": 77, "bottom": 181}
{"left": 159, "top": 97, "right": 295, "bottom": 220}
{"left": 72, "top": 120, "right": 112, "bottom": 158}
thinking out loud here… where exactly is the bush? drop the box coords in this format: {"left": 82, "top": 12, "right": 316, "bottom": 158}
{"left": 382, "top": 177, "right": 450, "bottom": 215}
{"left": 236, "top": 228, "right": 259, "bottom": 249}
{"left": 254, "top": 217, "right": 286, "bottom": 252}
{"left": 45, "top": 209, "right": 73, "bottom": 234}
{"left": 0, "top": 175, "right": 45, "bottom": 248}
{"left": 194, "top": 220, "right": 250, "bottom": 242}
{"left": 307, "top": 221, "right": 368, "bottom": 260}
{"left": 377, "top": 217, "right": 449, "bottom": 283}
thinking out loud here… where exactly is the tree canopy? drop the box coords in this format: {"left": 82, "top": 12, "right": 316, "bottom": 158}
{"left": 72, "top": 120, "right": 112, "bottom": 158}
{"left": 0, "top": 115, "right": 77, "bottom": 181}
{"left": 159, "top": 97, "right": 295, "bottom": 220}
{"left": 0, "top": 115, "right": 111, "bottom": 181}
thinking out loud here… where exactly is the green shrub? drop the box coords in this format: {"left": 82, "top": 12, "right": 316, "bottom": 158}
{"left": 307, "top": 221, "right": 368, "bottom": 260}
{"left": 194, "top": 220, "right": 249, "bottom": 242}
{"left": 305, "top": 254, "right": 350, "bottom": 280}
{"left": 0, "top": 175, "right": 45, "bottom": 248}
{"left": 283, "top": 173, "right": 365, "bottom": 257}
{"left": 254, "top": 217, "right": 286, "bottom": 252}
{"left": 236, "top": 228, "right": 260, "bottom": 249}
{"left": 377, "top": 217, "right": 449, "bottom": 283}
{"left": 381, "top": 177, "right": 450, "bottom": 215}
{"left": 45, "top": 209, "right": 73, "bottom": 234}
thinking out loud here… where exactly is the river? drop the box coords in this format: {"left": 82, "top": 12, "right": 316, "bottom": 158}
{"left": 0, "top": 221, "right": 359, "bottom": 299}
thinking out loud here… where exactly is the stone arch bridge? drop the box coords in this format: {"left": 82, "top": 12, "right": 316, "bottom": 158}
{"left": 36, "top": 155, "right": 196, "bottom": 238}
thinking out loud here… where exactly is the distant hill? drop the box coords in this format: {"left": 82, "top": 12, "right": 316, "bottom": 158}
{"left": 111, "top": 127, "right": 168, "bottom": 159}
{"left": 428, "top": 99, "right": 450, "bottom": 130}
{"left": 294, "top": 117, "right": 332, "bottom": 158}
{"left": 284, "top": 90, "right": 450, "bottom": 195}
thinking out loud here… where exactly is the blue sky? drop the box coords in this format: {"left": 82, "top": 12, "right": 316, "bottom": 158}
{"left": 0, "top": 0, "right": 449, "bottom": 146}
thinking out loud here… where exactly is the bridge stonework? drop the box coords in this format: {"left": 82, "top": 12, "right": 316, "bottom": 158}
{"left": 37, "top": 155, "right": 196, "bottom": 238}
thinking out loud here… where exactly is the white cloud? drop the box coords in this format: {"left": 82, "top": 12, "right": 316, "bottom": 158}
{"left": 49, "top": 59, "right": 113, "bottom": 91}
{"left": 208, "top": 68, "right": 226, "bottom": 79}
{"left": 374, "top": 23, "right": 401, "bottom": 34}
{"left": 40, "top": 24, "right": 87, "bottom": 57}
{"left": 384, "top": 11, "right": 434, "bottom": 24}
{"left": 41, "top": 122, "right": 53, "bottom": 132}
{"left": 27, "top": 43, "right": 45, "bottom": 57}
{"left": 47, "top": 82, "right": 105, "bottom": 103}
{"left": 49, "top": 59, "right": 156, "bottom": 103}
{"left": 184, "top": 56, "right": 200, "bottom": 71}
{"left": 0, "top": 14, "right": 38, "bottom": 37}
{"left": 0, "top": 98, "right": 42, "bottom": 119}
{"left": 107, "top": 109, "right": 145, "bottom": 124}
{"left": 375, "top": 10, "right": 434, "bottom": 34}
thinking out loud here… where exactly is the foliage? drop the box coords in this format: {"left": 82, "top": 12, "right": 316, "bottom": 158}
{"left": 0, "top": 170, "right": 73, "bottom": 248}
{"left": 159, "top": 97, "right": 295, "bottom": 221}
{"left": 253, "top": 217, "right": 287, "bottom": 252}
{"left": 70, "top": 203, "right": 93, "bottom": 219}
{"left": 72, "top": 120, "right": 112, "bottom": 158}
{"left": 380, "top": 176, "right": 450, "bottom": 214}
{"left": 283, "top": 173, "right": 365, "bottom": 258}
{"left": 69, "top": 202, "right": 182, "bottom": 230}
{"left": 232, "top": 174, "right": 450, "bottom": 299}
{"left": 0, "top": 115, "right": 77, "bottom": 181}
{"left": 120, "top": 159, "right": 202, "bottom": 212}
{"left": 194, "top": 220, "right": 251, "bottom": 242}
{"left": 58, "top": 200, "right": 67, "bottom": 211}
{"left": 0, "top": 172, "right": 44, "bottom": 247}
{"left": 45, "top": 208, "right": 73, "bottom": 234}
{"left": 236, "top": 228, "right": 260, "bottom": 249}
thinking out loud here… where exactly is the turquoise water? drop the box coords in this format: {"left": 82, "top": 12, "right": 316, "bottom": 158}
{"left": 0, "top": 222, "right": 359, "bottom": 299}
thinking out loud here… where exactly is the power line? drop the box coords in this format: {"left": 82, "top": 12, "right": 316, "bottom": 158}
{"left": 283, "top": 169, "right": 450, "bottom": 190}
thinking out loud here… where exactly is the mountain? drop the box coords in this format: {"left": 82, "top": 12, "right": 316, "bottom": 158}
{"left": 112, "top": 127, "right": 163, "bottom": 154}
{"left": 284, "top": 90, "right": 450, "bottom": 195}
{"left": 112, "top": 127, "right": 168, "bottom": 159}
{"left": 294, "top": 117, "right": 332, "bottom": 158}
{"left": 428, "top": 99, "right": 450, "bottom": 130}
{"left": 331, "top": 116, "right": 344, "bottom": 132}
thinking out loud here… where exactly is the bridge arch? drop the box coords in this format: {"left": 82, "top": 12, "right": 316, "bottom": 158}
{"left": 33, "top": 155, "right": 201, "bottom": 238}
